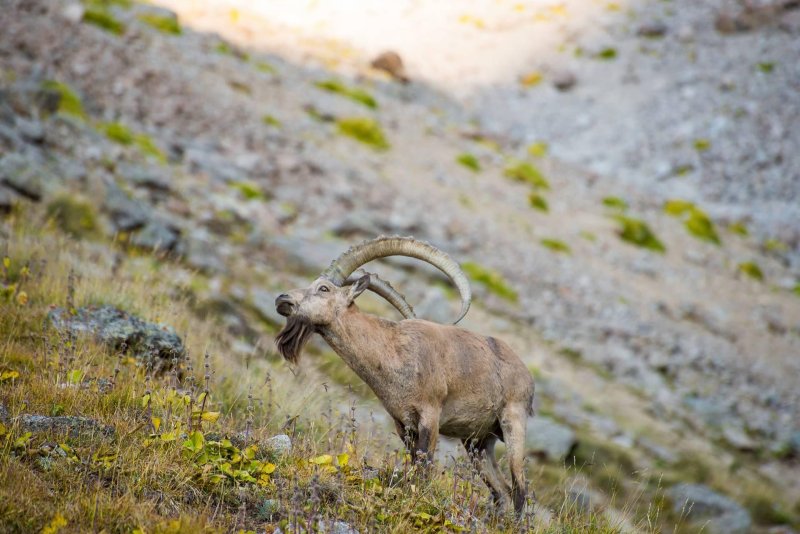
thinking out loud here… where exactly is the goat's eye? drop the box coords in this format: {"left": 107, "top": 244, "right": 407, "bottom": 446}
{"left": 319, "top": 285, "right": 330, "bottom": 293}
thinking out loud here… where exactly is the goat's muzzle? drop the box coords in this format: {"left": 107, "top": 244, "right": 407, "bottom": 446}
{"left": 275, "top": 294, "right": 296, "bottom": 317}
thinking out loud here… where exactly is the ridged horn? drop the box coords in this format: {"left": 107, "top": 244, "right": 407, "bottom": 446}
{"left": 343, "top": 270, "right": 415, "bottom": 319}
{"left": 321, "top": 236, "right": 471, "bottom": 324}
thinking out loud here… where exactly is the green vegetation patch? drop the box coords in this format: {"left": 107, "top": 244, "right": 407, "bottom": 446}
{"left": 528, "top": 193, "right": 549, "bottom": 212}
{"left": 728, "top": 221, "right": 749, "bottom": 236}
{"left": 462, "top": 261, "right": 518, "bottom": 302}
{"left": 684, "top": 208, "right": 721, "bottom": 244}
{"left": 456, "top": 153, "right": 481, "bottom": 172}
{"left": 262, "top": 115, "right": 281, "bottom": 128}
{"left": 595, "top": 47, "right": 618, "bottom": 60}
{"left": 693, "top": 138, "right": 711, "bottom": 152}
{"left": 82, "top": 7, "right": 125, "bottom": 35}
{"left": 663, "top": 199, "right": 695, "bottom": 216}
{"left": 314, "top": 79, "right": 377, "bottom": 110}
{"left": 602, "top": 196, "right": 628, "bottom": 211}
{"left": 138, "top": 14, "right": 182, "bottom": 35}
{"left": 45, "top": 194, "right": 99, "bottom": 239}
{"left": 231, "top": 181, "right": 266, "bottom": 201}
{"left": 335, "top": 117, "right": 390, "bottom": 151}
{"left": 664, "top": 200, "right": 720, "bottom": 245}
{"left": 738, "top": 261, "right": 764, "bottom": 281}
{"left": 40, "top": 81, "right": 86, "bottom": 119}
{"left": 611, "top": 215, "right": 666, "bottom": 253}
{"left": 541, "top": 238, "right": 570, "bottom": 254}
{"left": 757, "top": 62, "right": 775, "bottom": 74}
{"left": 99, "top": 123, "right": 167, "bottom": 163}
{"left": 504, "top": 161, "right": 550, "bottom": 190}
{"left": 527, "top": 141, "right": 548, "bottom": 158}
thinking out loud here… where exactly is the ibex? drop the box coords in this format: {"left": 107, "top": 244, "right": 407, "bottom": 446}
{"left": 275, "top": 236, "right": 535, "bottom": 514}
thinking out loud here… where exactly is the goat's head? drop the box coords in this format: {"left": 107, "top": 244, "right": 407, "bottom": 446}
{"left": 274, "top": 236, "right": 472, "bottom": 363}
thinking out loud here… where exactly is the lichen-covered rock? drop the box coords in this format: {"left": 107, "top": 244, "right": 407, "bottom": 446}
{"left": 0, "top": 402, "right": 9, "bottom": 424}
{"left": 667, "top": 483, "right": 752, "bottom": 534}
{"left": 264, "top": 434, "right": 292, "bottom": 457}
{"left": 18, "top": 414, "right": 115, "bottom": 437}
{"left": 48, "top": 305, "right": 185, "bottom": 372}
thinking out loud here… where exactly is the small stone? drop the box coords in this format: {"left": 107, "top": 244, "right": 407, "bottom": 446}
{"left": 370, "top": 51, "right": 409, "bottom": 83}
{"left": 637, "top": 21, "right": 668, "bottom": 38}
{"left": 256, "top": 498, "right": 279, "bottom": 520}
{"left": 525, "top": 416, "right": 577, "bottom": 461}
{"left": 667, "top": 483, "right": 752, "bottom": 534}
{"left": 552, "top": 70, "right": 577, "bottom": 92}
{"left": 0, "top": 186, "right": 17, "bottom": 214}
{"left": 15, "top": 117, "right": 45, "bottom": 143}
{"left": 0, "top": 402, "right": 9, "bottom": 423}
{"left": 104, "top": 182, "right": 149, "bottom": 231}
{"left": 130, "top": 220, "right": 181, "bottom": 252}
{"left": 722, "top": 424, "right": 758, "bottom": 451}
{"left": 61, "top": 2, "right": 85, "bottom": 23}
{"left": 264, "top": 434, "right": 292, "bottom": 457}
{"left": 0, "top": 153, "right": 44, "bottom": 201}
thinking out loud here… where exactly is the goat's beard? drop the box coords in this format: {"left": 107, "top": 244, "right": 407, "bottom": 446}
{"left": 275, "top": 315, "right": 314, "bottom": 364}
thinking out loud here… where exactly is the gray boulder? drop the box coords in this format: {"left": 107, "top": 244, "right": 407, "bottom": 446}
{"left": 525, "top": 416, "right": 577, "bottom": 462}
{"left": 276, "top": 520, "right": 359, "bottom": 534}
{"left": 104, "top": 182, "right": 149, "bottom": 231}
{"left": 667, "top": 483, "right": 752, "bottom": 534}
{"left": 18, "top": 414, "right": 115, "bottom": 437}
{"left": 0, "top": 152, "right": 46, "bottom": 201}
{"left": 48, "top": 305, "right": 184, "bottom": 373}
{"left": 130, "top": 219, "right": 181, "bottom": 252}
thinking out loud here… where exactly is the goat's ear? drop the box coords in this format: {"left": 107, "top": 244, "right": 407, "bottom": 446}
{"left": 347, "top": 274, "right": 370, "bottom": 304}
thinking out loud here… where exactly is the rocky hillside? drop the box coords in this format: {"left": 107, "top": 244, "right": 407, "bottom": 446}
{"left": 1, "top": 0, "right": 799, "bottom": 532}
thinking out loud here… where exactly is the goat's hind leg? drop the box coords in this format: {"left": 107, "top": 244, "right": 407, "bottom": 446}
{"left": 463, "top": 436, "right": 510, "bottom": 508}
{"left": 499, "top": 402, "right": 531, "bottom": 516}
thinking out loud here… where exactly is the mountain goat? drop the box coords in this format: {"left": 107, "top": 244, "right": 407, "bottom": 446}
{"left": 274, "top": 236, "right": 535, "bottom": 514}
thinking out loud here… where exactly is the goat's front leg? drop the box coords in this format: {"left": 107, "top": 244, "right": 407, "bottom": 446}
{"left": 413, "top": 407, "right": 440, "bottom": 465}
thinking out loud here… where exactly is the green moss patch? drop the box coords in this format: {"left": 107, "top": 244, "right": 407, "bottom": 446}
{"left": 504, "top": 161, "right": 550, "bottom": 190}
{"left": 664, "top": 200, "right": 720, "bottom": 245}
{"left": 335, "top": 117, "right": 389, "bottom": 151}
{"left": 314, "top": 79, "right": 377, "bottom": 110}
{"left": 138, "top": 14, "right": 182, "bottom": 35}
{"left": 231, "top": 181, "right": 266, "bottom": 201}
{"left": 99, "top": 123, "right": 167, "bottom": 163}
{"left": 595, "top": 47, "right": 618, "bottom": 60}
{"left": 693, "top": 138, "right": 711, "bottom": 152}
{"left": 541, "top": 238, "right": 570, "bottom": 254}
{"left": 456, "top": 153, "right": 481, "bottom": 172}
{"left": 82, "top": 7, "right": 125, "bottom": 35}
{"left": 528, "top": 193, "right": 548, "bottom": 212}
{"left": 462, "top": 261, "right": 518, "bottom": 302}
{"left": 46, "top": 194, "right": 99, "bottom": 239}
{"left": 738, "top": 261, "right": 764, "bottom": 281}
{"left": 262, "top": 115, "right": 281, "bottom": 128}
{"left": 611, "top": 215, "right": 665, "bottom": 253}
{"left": 728, "top": 221, "right": 749, "bottom": 236}
{"left": 527, "top": 141, "right": 548, "bottom": 157}
{"left": 602, "top": 196, "right": 628, "bottom": 211}
{"left": 40, "top": 81, "right": 86, "bottom": 119}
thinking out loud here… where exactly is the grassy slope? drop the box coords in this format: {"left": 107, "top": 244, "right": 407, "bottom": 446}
{"left": 0, "top": 210, "right": 682, "bottom": 533}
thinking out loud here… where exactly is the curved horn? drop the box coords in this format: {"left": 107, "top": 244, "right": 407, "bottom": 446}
{"left": 322, "top": 236, "right": 471, "bottom": 324}
{"left": 343, "top": 270, "right": 415, "bottom": 319}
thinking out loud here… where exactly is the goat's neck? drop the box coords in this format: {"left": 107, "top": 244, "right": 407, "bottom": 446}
{"left": 318, "top": 306, "right": 396, "bottom": 389}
